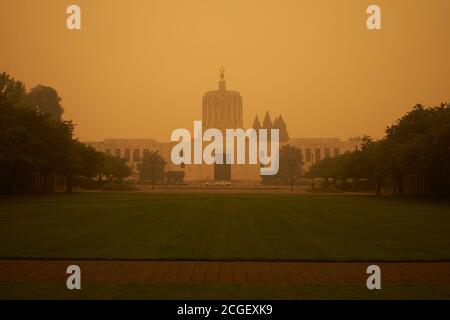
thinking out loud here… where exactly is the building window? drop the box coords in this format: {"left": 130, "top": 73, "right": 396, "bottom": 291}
{"left": 124, "top": 149, "right": 130, "bottom": 161}
{"left": 305, "top": 149, "right": 312, "bottom": 161}
{"left": 315, "top": 148, "right": 321, "bottom": 162}
{"left": 143, "top": 149, "right": 149, "bottom": 160}
{"left": 133, "top": 149, "right": 140, "bottom": 161}
{"left": 105, "top": 149, "right": 111, "bottom": 155}
{"left": 324, "top": 148, "right": 330, "bottom": 158}
{"left": 115, "top": 149, "right": 121, "bottom": 158}
{"left": 334, "top": 148, "right": 340, "bottom": 157}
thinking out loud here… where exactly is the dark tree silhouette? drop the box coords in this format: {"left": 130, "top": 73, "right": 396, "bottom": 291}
{"left": 25, "top": 85, "right": 64, "bottom": 120}
{"left": 262, "top": 145, "right": 303, "bottom": 187}
{"left": 138, "top": 151, "right": 166, "bottom": 189}
{"left": 0, "top": 72, "right": 128, "bottom": 194}
{"left": 306, "top": 104, "right": 450, "bottom": 197}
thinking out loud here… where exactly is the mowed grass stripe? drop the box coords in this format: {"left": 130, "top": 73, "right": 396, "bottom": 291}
{"left": 0, "top": 193, "right": 449, "bottom": 261}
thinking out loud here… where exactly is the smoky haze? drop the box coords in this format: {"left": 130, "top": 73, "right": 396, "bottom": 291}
{"left": 0, "top": 0, "right": 449, "bottom": 141}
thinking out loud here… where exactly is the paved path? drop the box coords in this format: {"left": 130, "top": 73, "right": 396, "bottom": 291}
{"left": 1, "top": 260, "right": 449, "bottom": 284}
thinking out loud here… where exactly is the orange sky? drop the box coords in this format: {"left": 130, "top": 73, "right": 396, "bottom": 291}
{"left": 1, "top": 0, "right": 449, "bottom": 142}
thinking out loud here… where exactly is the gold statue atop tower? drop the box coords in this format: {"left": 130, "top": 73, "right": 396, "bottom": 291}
{"left": 219, "top": 66, "right": 225, "bottom": 80}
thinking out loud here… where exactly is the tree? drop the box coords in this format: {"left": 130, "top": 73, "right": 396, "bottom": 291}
{"left": 382, "top": 103, "right": 450, "bottom": 196}
{"left": 306, "top": 136, "right": 379, "bottom": 192}
{"left": 0, "top": 102, "right": 36, "bottom": 192}
{"left": 0, "top": 72, "right": 26, "bottom": 105}
{"left": 76, "top": 143, "right": 105, "bottom": 179}
{"left": 25, "top": 85, "right": 64, "bottom": 120}
{"left": 0, "top": 72, "right": 121, "bottom": 194}
{"left": 306, "top": 104, "right": 450, "bottom": 197}
{"left": 101, "top": 155, "right": 132, "bottom": 183}
{"left": 0, "top": 74, "right": 75, "bottom": 193}
{"left": 262, "top": 145, "right": 303, "bottom": 187}
{"left": 64, "top": 142, "right": 106, "bottom": 192}
{"left": 138, "top": 151, "right": 166, "bottom": 189}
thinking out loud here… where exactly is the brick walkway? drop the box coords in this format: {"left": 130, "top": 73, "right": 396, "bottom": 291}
{"left": 1, "top": 260, "right": 449, "bottom": 284}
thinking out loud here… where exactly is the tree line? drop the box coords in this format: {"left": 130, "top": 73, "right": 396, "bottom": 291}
{"left": 0, "top": 72, "right": 130, "bottom": 193}
{"left": 306, "top": 104, "right": 450, "bottom": 197}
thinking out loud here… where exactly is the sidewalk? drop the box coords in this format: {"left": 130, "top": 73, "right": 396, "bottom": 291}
{"left": 1, "top": 260, "right": 449, "bottom": 284}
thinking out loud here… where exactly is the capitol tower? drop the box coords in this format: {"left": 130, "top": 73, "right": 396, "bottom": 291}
{"left": 202, "top": 67, "right": 243, "bottom": 130}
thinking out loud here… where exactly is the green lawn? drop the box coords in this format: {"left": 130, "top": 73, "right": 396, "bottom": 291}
{"left": 0, "top": 192, "right": 449, "bottom": 261}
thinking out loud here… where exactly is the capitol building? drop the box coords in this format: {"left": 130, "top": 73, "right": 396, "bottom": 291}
{"left": 86, "top": 69, "right": 360, "bottom": 185}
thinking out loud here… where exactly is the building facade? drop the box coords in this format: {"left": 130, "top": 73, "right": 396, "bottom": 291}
{"left": 86, "top": 69, "right": 361, "bottom": 185}
{"left": 284, "top": 138, "right": 360, "bottom": 171}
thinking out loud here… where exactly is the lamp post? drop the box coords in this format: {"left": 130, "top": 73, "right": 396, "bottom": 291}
{"left": 288, "top": 153, "right": 297, "bottom": 192}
